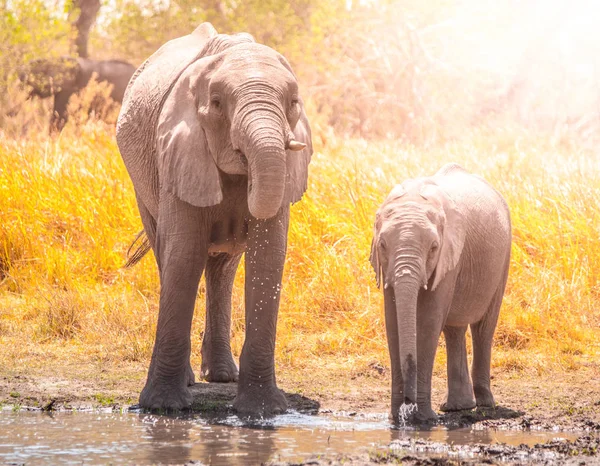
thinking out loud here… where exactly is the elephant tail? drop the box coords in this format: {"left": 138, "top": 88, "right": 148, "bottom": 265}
{"left": 125, "top": 230, "right": 151, "bottom": 267}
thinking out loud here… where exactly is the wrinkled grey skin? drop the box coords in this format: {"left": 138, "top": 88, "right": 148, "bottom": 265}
{"left": 370, "top": 163, "right": 511, "bottom": 424}
{"left": 19, "top": 56, "right": 135, "bottom": 131}
{"left": 116, "top": 23, "right": 312, "bottom": 417}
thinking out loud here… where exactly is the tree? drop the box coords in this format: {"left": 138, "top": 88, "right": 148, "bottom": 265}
{"left": 71, "top": 0, "right": 101, "bottom": 58}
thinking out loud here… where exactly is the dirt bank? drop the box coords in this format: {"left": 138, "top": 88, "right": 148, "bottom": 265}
{"left": 1, "top": 361, "right": 599, "bottom": 426}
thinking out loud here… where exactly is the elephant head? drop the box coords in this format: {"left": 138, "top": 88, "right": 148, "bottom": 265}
{"left": 18, "top": 57, "right": 79, "bottom": 99}
{"left": 370, "top": 180, "right": 466, "bottom": 408}
{"left": 155, "top": 33, "right": 311, "bottom": 220}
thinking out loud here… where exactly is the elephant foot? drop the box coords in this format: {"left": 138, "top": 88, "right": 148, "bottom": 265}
{"left": 186, "top": 363, "right": 196, "bottom": 386}
{"left": 233, "top": 383, "right": 288, "bottom": 418}
{"left": 440, "top": 394, "right": 476, "bottom": 412}
{"left": 139, "top": 379, "right": 193, "bottom": 411}
{"left": 391, "top": 402, "right": 437, "bottom": 425}
{"left": 200, "top": 356, "right": 239, "bottom": 383}
{"left": 474, "top": 385, "right": 495, "bottom": 408}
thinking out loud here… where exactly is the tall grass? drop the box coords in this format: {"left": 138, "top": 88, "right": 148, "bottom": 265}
{"left": 1, "top": 120, "right": 599, "bottom": 382}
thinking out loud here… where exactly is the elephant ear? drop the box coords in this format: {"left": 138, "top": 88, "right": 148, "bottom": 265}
{"left": 286, "top": 104, "right": 313, "bottom": 204}
{"left": 369, "top": 213, "right": 383, "bottom": 288}
{"left": 369, "top": 237, "right": 382, "bottom": 288}
{"left": 156, "top": 68, "right": 222, "bottom": 208}
{"left": 431, "top": 191, "right": 466, "bottom": 291}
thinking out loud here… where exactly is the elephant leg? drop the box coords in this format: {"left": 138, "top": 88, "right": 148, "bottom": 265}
{"left": 134, "top": 194, "right": 192, "bottom": 385}
{"left": 139, "top": 191, "right": 206, "bottom": 410}
{"left": 471, "top": 285, "right": 504, "bottom": 408}
{"left": 233, "top": 206, "right": 289, "bottom": 417}
{"left": 384, "top": 286, "right": 404, "bottom": 422}
{"left": 200, "top": 252, "right": 242, "bottom": 383}
{"left": 51, "top": 90, "right": 72, "bottom": 132}
{"left": 414, "top": 313, "right": 443, "bottom": 421}
{"left": 413, "top": 277, "right": 457, "bottom": 422}
{"left": 441, "top": 325, "right": 476, "bottom": 411}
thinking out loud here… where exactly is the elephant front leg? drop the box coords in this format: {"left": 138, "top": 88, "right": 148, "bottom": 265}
{"left": 384, "top": 286, "right": 404, "bottom": 423}
{"left": 51, "top": 90, "right": 72, "bottom": 132}
{"left": 233, "top": 207, "right": 289, "bottom": 417}
{"left": 414, "top": 288, "right": 451, "bottom": 422}
{"left": 201, "top": 252, "right": 242, "bottom": 383}
{"left": 139, "top": 193, "right": 207, "bottom": 410}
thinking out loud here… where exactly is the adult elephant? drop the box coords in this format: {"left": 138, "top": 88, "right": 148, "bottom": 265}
{"left": 19, "top": 56, "right": 135, "bottom": 131}
{"left": 116, "top": 23, "right": 312, "bottom": 416}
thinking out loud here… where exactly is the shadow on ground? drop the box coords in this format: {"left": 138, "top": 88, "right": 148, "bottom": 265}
{"left": 436, "top": 405, "right": 524, "bottom": 428}
{"left": 188, "top": 382, "right": 320, "bottom": 417}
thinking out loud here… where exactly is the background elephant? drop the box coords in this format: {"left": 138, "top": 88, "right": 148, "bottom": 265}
{"left": 370, "top": 163, "right": 511, "bottom": 423}
{"left": 116, "top": 23, "right": 312, "bottom": 416}
{"left": 19, "top": 56, "right": 135, "bottom": 131}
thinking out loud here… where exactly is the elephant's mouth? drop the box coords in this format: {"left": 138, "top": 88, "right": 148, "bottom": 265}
{"left": 235, "top": 149, "right": 248, "bottom": 170}
{"left": 247, "top": 168, "right": 253, "bottom": 194}
{"left": 237, "top": 149, "right": 253, "bottom": 193}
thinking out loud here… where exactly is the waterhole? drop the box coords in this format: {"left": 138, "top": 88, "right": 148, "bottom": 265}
{"left": 0, "top": 410, "right": 578, "bottom": 465}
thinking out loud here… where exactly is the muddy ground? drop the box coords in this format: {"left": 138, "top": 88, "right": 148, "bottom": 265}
{"left": 1, "top": 361, "right": 599, "bottom": 464}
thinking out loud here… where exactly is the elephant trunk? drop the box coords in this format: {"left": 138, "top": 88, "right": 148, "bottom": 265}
{"left": 233, "top": 101, "right": 287, "bottom": 219}
{"left": 393, "top": 272, "right": 420, "bottom": 407}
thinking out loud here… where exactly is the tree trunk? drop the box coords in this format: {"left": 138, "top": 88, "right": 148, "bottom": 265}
{"left": 71, "top": 0, "right": 101, "bottom": 58}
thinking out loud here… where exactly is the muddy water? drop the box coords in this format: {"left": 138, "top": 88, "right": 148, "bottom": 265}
{"left": 0, "top": 410, "right": 578, "bottom": 465}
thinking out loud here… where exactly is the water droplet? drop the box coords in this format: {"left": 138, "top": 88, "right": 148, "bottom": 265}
{"left": 397, "top": 403, "right": 418, "bottom": 428}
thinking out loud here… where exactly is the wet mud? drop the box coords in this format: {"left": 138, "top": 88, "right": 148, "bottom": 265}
{"left": 266, "top": 433, "right": 600, "bottom": 465}
{"left": 2, "top": 370, "right": 600, "bottom": 464}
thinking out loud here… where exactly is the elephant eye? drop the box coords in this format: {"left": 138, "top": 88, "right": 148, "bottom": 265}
{"left": 291, "top": 98, "right": 299, "bottom": 106}
{"left": 210, "top": 94, "right": 221, "bottom": 110}
{"left": 379, "top": 240, "right": 387, "bottom": 252}
{"left": 430, "top": 242, "right": 439, "bottom": 254}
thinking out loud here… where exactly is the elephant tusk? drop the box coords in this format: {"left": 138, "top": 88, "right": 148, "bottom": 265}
{"left": 288, "top": 140, "right": 306, "bottom": 151}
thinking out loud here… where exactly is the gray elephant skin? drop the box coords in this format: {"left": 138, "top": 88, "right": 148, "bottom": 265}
{"left": 116, "top": 23, "right": 312, "bottom": 416}
{"left": 370, "top": 163, "right": 511, "bottom": 423}
{"left": 19, "top": 56, "right": 135, "bottom": 131}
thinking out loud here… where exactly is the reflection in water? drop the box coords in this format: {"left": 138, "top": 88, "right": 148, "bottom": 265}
{"left": 140, "top": 415, "right": 277, "bottom": 465}
{"left": 141, "top": 415, "right": 194, "bottom": 464}
{"left": 0, "top": 410, "right": 577, "bottom": 465}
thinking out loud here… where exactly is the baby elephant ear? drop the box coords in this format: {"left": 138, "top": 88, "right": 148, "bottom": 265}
{"left": 431, "top": 194, "right": 466, "bottom": 290}
{"left": 157, "top": 71, "right": 222, "bottom": 208}
{"left": 389, "top": 183, "right": 406, "bottom": 199}
{"left": 369, "top": 236, "right": 382, "bottom": 288}
{"left": 370, "top": 213, "right": 383, "bottom": 288}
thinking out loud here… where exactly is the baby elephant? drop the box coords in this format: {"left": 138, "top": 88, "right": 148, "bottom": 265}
{"left": 370, "top": 163, "right": 511, "bottom": 423}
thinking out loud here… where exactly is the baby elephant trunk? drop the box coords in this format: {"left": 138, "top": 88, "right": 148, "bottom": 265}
{"left": 394, "top": 279, "right": 419, "bottom": 406}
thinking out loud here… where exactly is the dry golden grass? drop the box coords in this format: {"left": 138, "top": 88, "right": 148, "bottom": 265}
{"left": 1, "top": 119, "right": 599, "bottom": 388}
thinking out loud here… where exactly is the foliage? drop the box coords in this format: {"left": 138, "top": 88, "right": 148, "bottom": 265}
{"left": 3, "top": 0, "right": 600, "bottom": 143}
{"left": 102, "top": 0, "right": 346, "bottom": 68}
{"left": 0, "top": 0, "right": 73, "bottom": 100}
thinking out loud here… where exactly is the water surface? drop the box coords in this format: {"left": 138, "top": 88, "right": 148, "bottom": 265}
{"left": 0, "top": 410, "right": 577, "bottom": 465}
